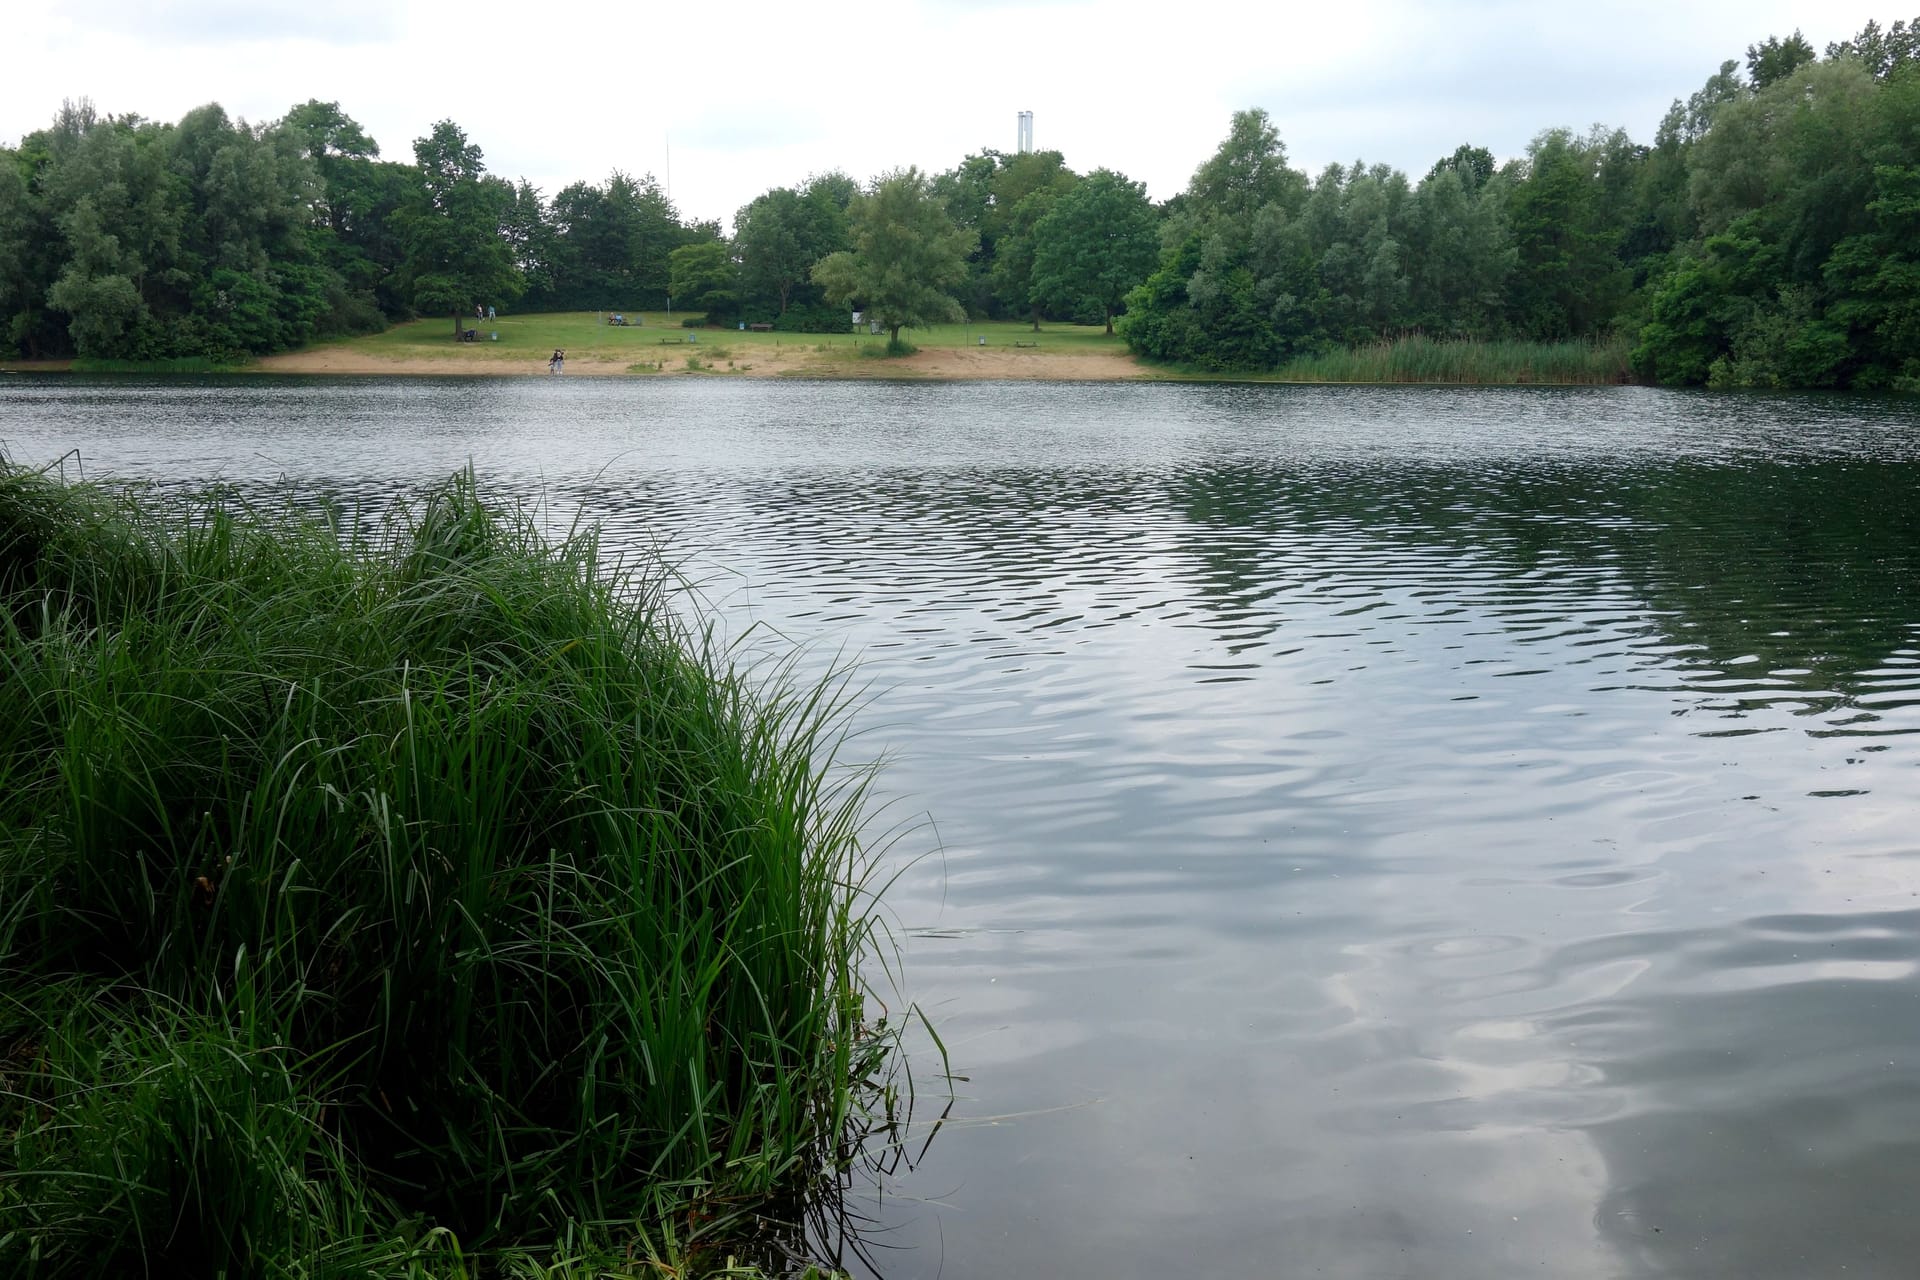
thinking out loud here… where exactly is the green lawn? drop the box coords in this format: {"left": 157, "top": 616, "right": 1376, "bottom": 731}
{"left": 306, "top": 311, "right": 1130, "bottom": 365}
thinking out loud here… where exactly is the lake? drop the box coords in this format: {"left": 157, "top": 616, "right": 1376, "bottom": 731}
{"left": 4, "top": 375, "right": 1919, "bottom": 1279}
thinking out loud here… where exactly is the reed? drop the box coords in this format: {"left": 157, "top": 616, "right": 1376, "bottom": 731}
{"left": 0, "top": 463, "right": 909, "bottom": 1276}
{"left": 1271, "top": 334, "right": 1632, "bottom": 385}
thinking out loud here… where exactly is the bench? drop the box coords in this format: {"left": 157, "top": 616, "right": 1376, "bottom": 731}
{"left": 748, "top": 323, "right": 773, "bottom": 332}
{"left": 659, "top": 337, "right": 687, "bottom": 344}
{"left": 1013, "top": 340, "right": 1038, "bottom": 348}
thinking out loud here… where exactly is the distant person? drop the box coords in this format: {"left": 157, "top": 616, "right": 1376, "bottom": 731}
{"left": 475, "top": 304, "right": 484, "bottom": 321}
{"left": 487, "top": 304, "right": 495, "bottom": 321}
{"left": 549, "top": 349, "right": 564, "bottom": 374}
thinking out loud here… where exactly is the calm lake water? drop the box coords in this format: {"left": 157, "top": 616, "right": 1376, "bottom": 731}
{"left": 5, "top": 375, "right": 1920, "bottom": 1278}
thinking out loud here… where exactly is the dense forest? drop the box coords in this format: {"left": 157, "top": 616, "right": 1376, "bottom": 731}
{"left": 1, "top": 15, "right": 1916, "bottom": 387}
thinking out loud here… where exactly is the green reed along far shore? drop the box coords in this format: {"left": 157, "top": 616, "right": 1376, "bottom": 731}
{"left": 1263, "top": 334, "right": 1633, "bottom": 385}
{"left": 0, "top": 463, "right": 912, "bottom": 1277}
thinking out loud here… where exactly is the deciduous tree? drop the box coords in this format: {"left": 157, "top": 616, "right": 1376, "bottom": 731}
{"left": 1029, "top": 169, "right": 1158, "bottom": 334}
{"left": 811, "top": 167, "right": 974, "bottom": 350}
{"left": 396, "top": 120, "right": 522, "bottom": 336}
{"left": 668, "top": 240, "right": 738, "bottom": 318}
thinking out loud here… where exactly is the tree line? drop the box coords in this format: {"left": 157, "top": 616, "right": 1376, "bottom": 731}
{"left": 2, "top": 15, "right": 1916, "bottom": 387}
{"left": 1127, "top": 19, "right": 1920, "bottom": 389}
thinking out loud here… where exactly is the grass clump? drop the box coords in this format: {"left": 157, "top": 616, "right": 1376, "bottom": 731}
{"left": 0, "top": 462, "right": 908, "bottom": 1276}
{"left": 1268, "top": 333, "right": 1631, "bottom": 384}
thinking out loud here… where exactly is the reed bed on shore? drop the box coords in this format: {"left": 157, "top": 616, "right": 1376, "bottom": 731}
{"left": 1272, "top": 334, "right": 1632, "bottom": 385}
{"left": 0, "top": 462, "right": 908, "bottom": 1277}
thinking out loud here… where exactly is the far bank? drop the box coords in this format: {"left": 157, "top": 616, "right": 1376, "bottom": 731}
{"left": 4, "top": 314, "right": 1636, "bottom": 386}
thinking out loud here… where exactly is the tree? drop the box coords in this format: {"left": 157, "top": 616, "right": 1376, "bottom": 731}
{"left": 1827, "top": 17, "right": 1920, "bottom": 80}
{"left": 1747, "top": 30, "right": 1817, "bottom": 89}
{"left": 668, "top": 240, "right": 738, "bottom": 318}
{"left": 1029, "top": 169, "right": 1159, "bottom": 334}
{"left": 1404, "top": 165, "right": 1514, "bottom": 336}
{"left": 735, "top": 176, "right": 849, "bottom": 316}
{"left": 810, "top": 167, "right": 974, "bottom": 350}
{"left": 533, "top": 170, "right": 689, "bottom": 310}
{"left": 395, "top": 120, "right": 521, "bottom": 336}
{"left": 1185, "top": 108, "right": 1308, "bottom": 228}
{"left": 990, "top": 188, "right": 1060, "bottom": 331}
{"left": 1425, "top": 144, "right": 1495, "bottom": 192}
{"left": 1503, "top": 128, "right": 1630, "bottom": 338}
{"left": 983, "top": 151, "right": 1078, "bottom": 320}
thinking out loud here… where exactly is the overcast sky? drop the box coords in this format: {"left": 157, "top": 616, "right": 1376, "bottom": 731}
{"left": 3, "top": 1, "right": 1897, "bottom": 229}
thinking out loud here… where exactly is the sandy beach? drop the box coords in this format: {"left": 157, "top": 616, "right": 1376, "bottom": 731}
{"left": 251, "top": 343, "right": 1145, "bottom": 380}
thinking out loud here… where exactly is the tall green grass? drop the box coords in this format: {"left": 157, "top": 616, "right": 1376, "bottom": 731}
{"left": 1270, "top": 334, "right": 1632, "bottom": 385}
{"left": 0, "top": 463, "right": 912, "bottom": 1276}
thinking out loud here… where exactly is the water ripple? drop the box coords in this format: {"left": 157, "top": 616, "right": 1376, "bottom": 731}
{"left": 7, "top": 377, "right": 1920, "bottom": 1279}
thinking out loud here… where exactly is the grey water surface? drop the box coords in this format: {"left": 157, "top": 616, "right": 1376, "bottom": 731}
{"left": 5, "top": 375, "right": 1920, "bottom": 1279}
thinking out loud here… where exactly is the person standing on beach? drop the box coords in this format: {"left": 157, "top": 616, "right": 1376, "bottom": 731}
{"left": 549, "top": 349, "right": 564, "bottom": 374}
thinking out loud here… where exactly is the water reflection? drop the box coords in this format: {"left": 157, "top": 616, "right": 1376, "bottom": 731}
{"left": 5, "top": 377, "right": 1920, "bottom": 1278}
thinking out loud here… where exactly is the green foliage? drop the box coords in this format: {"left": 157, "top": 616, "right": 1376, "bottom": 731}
{"left": 396, "top": 120, "right": 524, "bottom": 336}
{"left": 1030, "top": 169, "right": 1159, "bottom": 334}
{"left": 734, "top": 175, "right": 852, "bottom": 317}
{"left": 0, "top": 98, "right": 358, "bottom": 361}
{"left": 11, "top": 33, "right": 1920, "bottom": 388}
{"left": 1184, "top": 108, "right": 1307, "bottom": 229}
{"left": 1121, "top": 231, "right": 1281, "bottom": 371}
{"left": 669, "top": 239, "right": 740, "bottom": 318}
{"left": 812, "top": 167, "right": 974, "bottom": 348}
{"left": 771, "top": 299, "right": 853, "bottom": 333}
{"left": 1126, "top": 117, "right": 1515, "bottom": 370}
{"left": 0, "top": 464, "right": 911, "bottom": 1275}
{"left": 1748, "top": 30, "right": 1817, "bottom": 88}
{"left": 1825, "top": 16, "right": 1920, "bottom": 79}
{"left": 530, "top": 170, "right": 698, "bottom": 311}
{"left": 1502, "top": 128, "right": 1631, "bottom": 339}
{"left": 932, "top": 149, "right": 1079, "bottom": 319}
{"left": 1426, "top": 144, "right": 1495, "bottom": 192}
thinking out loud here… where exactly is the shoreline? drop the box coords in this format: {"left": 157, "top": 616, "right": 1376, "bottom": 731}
{"left": 1, "top": 318, "right": 1639, "bottom": 385}
{"left": 247, "top": 344, "right": 1150, "bottom": 380}
{"left": 1, "top": 355, "right": 1635, "bottom": 386}
{"left": 5, "top": 350, "right": 1146, "bottom": 381}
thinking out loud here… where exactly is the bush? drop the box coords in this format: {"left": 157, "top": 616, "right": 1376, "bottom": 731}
{"left": 773, "top": 301, "right": 854, "bottom": 335}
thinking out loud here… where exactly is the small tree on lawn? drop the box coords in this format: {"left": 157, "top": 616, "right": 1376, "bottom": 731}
{"left": 811, "top": 167, "right": 974, "bottom": 352}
